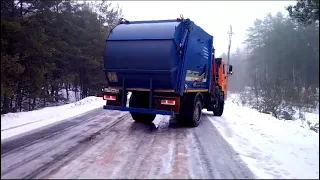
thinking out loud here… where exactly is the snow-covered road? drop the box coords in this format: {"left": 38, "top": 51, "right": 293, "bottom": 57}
{"left": 1, "top": 109, "right": 254, "bottom": 179}
{"left": 1, "top": 97, "right": 106, "bottom": 140}
{"left": 1, "top": 95, "right": 318, "bottom": 179}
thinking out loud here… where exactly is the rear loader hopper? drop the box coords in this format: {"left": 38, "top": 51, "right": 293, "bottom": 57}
{"left": 102, "top": 16, "right": 233, "bottom": 127}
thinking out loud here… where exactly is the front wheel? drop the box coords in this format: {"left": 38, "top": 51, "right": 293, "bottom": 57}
{"left": 213, "top": 95, "right": 224, "bottom": 116}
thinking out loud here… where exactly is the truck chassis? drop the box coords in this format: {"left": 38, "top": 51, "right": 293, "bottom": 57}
{"left": 103, "top": 74, "right": 229, "bottom": 127}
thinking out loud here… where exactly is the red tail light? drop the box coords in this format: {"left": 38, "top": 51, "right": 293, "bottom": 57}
{"left": 161, "top": 99, "right": 176, "bottom": 106}
{"left": 103, "top": 95, "right": 116, "bottom": 101}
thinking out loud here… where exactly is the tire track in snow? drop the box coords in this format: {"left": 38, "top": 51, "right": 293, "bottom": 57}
{"left": 45, "top": 117, "right": 158, "bottom": 179}
{"left": 186, "top": 130, "right": 212, "bottom": 178}
{"left": 168, "top": 127, "right": 191, "bottom": 179}
{"left": 109, "top": 123, "right": 157, "bottom": 179}
{"left": 42, "top": 113, "right": 136, "bottom": 179}
{"left": 1, "top": 108, "right": 109, "bottom": 156}
{"left": 195, "top": 115, "right": 256, "bottom": 179}
{"left": 2, "top": 110, "right": 255, "bottom": 179}
{"left": 101, "top": 122, "right": 154, "bottom": 179}
{"left": 26, "top": 112, "right": 130, "bottom": 179}
{"left": 1, "top": 110, "right": 129, "bottom": 179}
{"left": 1, "top": 111, "right": 115, "bottom": 169}
{"left": 130, "top": 117, "right": 175, "bottom": 179}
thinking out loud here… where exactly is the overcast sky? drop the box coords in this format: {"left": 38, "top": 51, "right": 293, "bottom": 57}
{"left": 114, "top": 1, "right": 295, "bottom": 56}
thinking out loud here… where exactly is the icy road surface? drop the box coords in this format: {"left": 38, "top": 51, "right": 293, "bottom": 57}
{"left": 1, "top": 109, "right": 254, "bottom": 179}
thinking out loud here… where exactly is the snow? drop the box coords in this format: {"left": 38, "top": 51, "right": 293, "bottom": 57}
{"left": 60, "top": 88, "right": 81, "bottom": 102}
{"left": 228, "top": 92, "right": 319, "bottom": 132}
{"left": 1, "top": 90, "right": 319, "bottom": 179}
{"left": 1, "top": 96, "right": 105, "bottom": 140}
{"left": 206, "top": 97, "right": 319, "bottom": 179}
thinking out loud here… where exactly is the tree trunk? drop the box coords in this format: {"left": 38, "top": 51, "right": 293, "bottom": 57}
{"left": 10, "top": 95, "right": 13, "bottom": 108}
{"left": 43, "top": 89, "right": 47, "bottom": 108}
{"left": 2, "top": 94, "right": 10, "bottom": 114}
{"left": 18, "top": 90, "right": 23, "bottom": 112}
{"left": 20, "top": 0, "right": 23, "bottom": 19}
{"left": 65, "top": 83, "right": 69, "bottom": 100}
{"left": 54, "top": 87, "right": 59, "bottom": 102}
{"left": 50, "top": 86, "right": 54, "bottom": 96}
{"left": 28, "top": 97, "right": 31, "bottom": 111}
{"left": 10, "top": 95, "right": 14, "bottom": 112}
{"left": 32, "top": 97, "right": 36, "bottom": 110}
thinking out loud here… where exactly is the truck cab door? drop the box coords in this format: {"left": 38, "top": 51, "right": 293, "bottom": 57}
{"left": 220, "top": 62, "right": 227, "bottom": 99}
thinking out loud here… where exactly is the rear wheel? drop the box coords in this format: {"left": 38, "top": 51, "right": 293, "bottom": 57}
{"left": 129, "top": 92, "right": 156, "bottom": 123}
{"left": 176, "top": 94, "right": 203, "bottom": 127}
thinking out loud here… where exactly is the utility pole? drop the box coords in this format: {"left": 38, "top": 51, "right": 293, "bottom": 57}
{"left": 227, "top": 25, "right": 234, "bottom": 66}
{"left": 226, "top": 25, "right": 234, "bottom": 83}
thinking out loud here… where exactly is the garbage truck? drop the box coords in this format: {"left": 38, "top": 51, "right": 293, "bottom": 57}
{"left": 102, "top": 17, "right": 233, "bottom": 127}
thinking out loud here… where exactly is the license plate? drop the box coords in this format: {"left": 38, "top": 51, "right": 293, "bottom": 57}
{"left": 103, "top": 88, "right": 119, "bottom": 93}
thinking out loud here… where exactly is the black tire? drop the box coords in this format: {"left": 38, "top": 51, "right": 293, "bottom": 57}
{"left": 129, "top": 92, "right": 156, "bottom": 123}
{"left": 213, "top": 95, "right": 224, "bottom": 116}
{"left": 176, "top": 94, "right": 203, "bottom": 127}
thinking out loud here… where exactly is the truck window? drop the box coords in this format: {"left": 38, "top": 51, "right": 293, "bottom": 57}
{"left": 223, "top": 64, "right": 225, "bottom": 74}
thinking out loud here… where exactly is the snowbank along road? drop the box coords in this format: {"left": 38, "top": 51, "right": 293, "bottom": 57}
{"left": 1, "top": 108, "right": 255, "bottom": 179}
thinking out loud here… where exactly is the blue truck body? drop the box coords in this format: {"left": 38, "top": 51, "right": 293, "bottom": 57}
{"left": 104, "top": 19, "right": 214, "bottom": 96}
{"left": 103, "top": 18, "right": 217, "bottom": 118}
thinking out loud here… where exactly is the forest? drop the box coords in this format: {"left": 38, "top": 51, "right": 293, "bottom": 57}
{"left": 1, "top": 0, "right": 319, "bottom": 119}
{"left": 1, "top": 0, "right": 122, "bottom": 114}
{"left": 226, "top": 0, "right": 319, "bottom": 122}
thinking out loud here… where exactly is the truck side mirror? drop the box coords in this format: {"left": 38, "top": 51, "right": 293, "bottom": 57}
{"left": 228, "top": 65, "right": 233, "bottom": 75}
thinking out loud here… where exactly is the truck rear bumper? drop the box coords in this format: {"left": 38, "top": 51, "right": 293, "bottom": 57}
{"left": 103, "top": 105, "right": 174, "bottom": 115}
